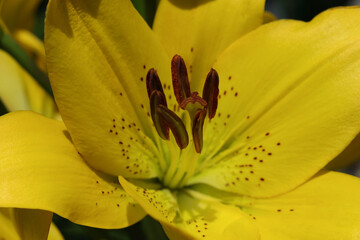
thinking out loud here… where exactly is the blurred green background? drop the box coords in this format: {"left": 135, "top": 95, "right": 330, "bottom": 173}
{"left": 10, "top": 0, "right": 360, "bottom": 239}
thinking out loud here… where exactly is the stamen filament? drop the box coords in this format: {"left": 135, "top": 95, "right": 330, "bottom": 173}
{"left": 165, "top": 142, "right": 199, "bottom": 189}
{"left": 163, "top": 147, "right": 182, "bottom": 187}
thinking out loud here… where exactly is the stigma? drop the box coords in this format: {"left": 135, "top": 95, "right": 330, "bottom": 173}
{"left": 146, "top": 55, "right": 219, "bottom": 153}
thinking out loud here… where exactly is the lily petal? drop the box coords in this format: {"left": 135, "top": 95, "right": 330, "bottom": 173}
{"left": 0, "top": 111, "right": 146, "bottom": 229}
{"left": 325, "top": 133, "right": 360, "bottom": 170}
{"left": 0, "top": 50, "right": 30, "bottom": 111}
{"left": 153, "top": 0, "right": 265, "bottom": 92}
{"left": 119, "top": 176, "right": 259, "bottom": 240}
{"left": 0, "top": 50, "right": 57, "bottom": 118}
{"left": 45, "top": 0, "right": 175, "bottom": 177}
{"left": 263, "top": 11, "right": 277, "bottom": 24}
{"left": 14, "top": 30, "right": 47, "bottom": 72}
{"left": 48, "top": 223, "right": 64, "bottom": 240}
{"left": 0, "top": 0, "right": 40, "bottom": 32}
{"left": 0, "top": 208, "right": 19, "bottom": 240}
{"left": 13, "top": 208, "right": 52, "bottom": 240}
{"left": 192, "top": 7, "right": 360, "bottom": 197}
{"left": 237, "top": 171, "right": 360, "bottom": 240}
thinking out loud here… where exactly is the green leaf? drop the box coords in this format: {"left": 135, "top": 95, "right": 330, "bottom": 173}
{"left": 140, "top": 216, "right": 169, "bottom": 240}
{"left": 131, "top": 0, "right": 158, "bottom": 26}
{"left": 0, "top": 98, "right": 8, "bottom": 116}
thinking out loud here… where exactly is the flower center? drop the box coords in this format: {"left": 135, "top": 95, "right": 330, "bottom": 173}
{"left": 146, "top": 55, "right": 219, "bottom": 188}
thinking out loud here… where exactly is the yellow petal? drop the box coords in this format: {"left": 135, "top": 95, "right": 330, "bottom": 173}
{"left": 0, "top": 208, "right": 20, "bottom": 240}
{"left": 45, "top": 0, "right": 175, "bottom": 177}
{"left": 48, "top": 223, "right": 64, "bottom": 240}
{"left": 14, "top": 30, "right": 47, "bottom": 72}
{"left": 119, "top": 176, "right": 259, "bottom": 240}
{"left": 0, "top": 208, "right": 64, "bottom": 240}
{"left": 325, "top": 133, "right": 360, "bottom": 170}
{"left": 153, "top": 0, "right": 265, "bottom": 92}
{"left": 0, "top": 111, "right": 146, "bottom": 229}
{"left": 0, "top": 0, "right": 40, "bottom": 32}
{"left": 0, "top": 50, "right": 57, "bottom": 118}
{"left": 0, "top": 50, "right": 30, "bottom": 110}
{"left": 237, "top": 171, "right": 360, "bottom": 239}
{"left": 13, "top": 209, "right": 52, "bottom": 240}
{"left": 191, "top": 7, "right": 360, "bottom": 197}
{"left": 263, "top": 11, "right": 277, "bottom": 24}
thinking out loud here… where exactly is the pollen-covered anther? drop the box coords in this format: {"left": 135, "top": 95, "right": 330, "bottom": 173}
{"left": 171, "top": 55, "right": 191, "bottom": 105}
{"left": 193, "top": 108, "right": 207, "bottom": 153}
{"left": 202, "top": 68, "right": 219, "bottom": 119}
{"left": 150, "top": 90, "right": 169, "bottom": 140}
{"left": 156, "top": 105, "right": 189, "bottom": 149}
{"left": 146, "top": 68, "right": 167, "bottom": 103}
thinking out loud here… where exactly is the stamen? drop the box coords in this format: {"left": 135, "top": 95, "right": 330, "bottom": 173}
{"left": 146, "top": 55, "right": 220, "bottom": 157}
{"left": 171, "top": 55, "right": 191, "bottom": 106}
{"left": 146, "top": 68, "right": 167, "bottom": 106}
{"left": 156, "top": 105, "right": 189, "bottom": 149}
{"left": 192, "top": 108, "right": 207, "bottom": 153}
{"left": 202, "top": 68, "right": 219, "bottom": 119}
{"left": 150, "top": 90, "right": 169, "bottom": 140}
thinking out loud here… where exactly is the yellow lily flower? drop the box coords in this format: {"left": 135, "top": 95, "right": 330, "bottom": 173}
{"left": 1, "top": 0, "right": 360, "bottom": 239}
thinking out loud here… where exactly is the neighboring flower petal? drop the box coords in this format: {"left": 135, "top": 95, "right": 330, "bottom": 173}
{"left": 153, "top": 0, "right": 265, "bottom": 92}
{"left": 0, "top": 50, "right": 57, "bottom": 118}
{"left": 0, "top": 208, "right": 20, "bottom": 240}
{"left": 0, "top": 50, "right": 31, "bottom": 111}
{"left": 325, "top": 133, "right": 360, "bottom": 170}
{"left": 45, "top": 0, "right": 175, "bottom": 177}
{"left": 0, "top": 208, "right": 64, "bottom": 240}
{"left": 192, "top": 7, "right": 360, "bottom": 197}
{"left": 263, "top": 11, "right": 277, "bottom": 24}
{"left": 0, "top": 111, "right": 146, "bottom": 229}
{"left": 119, "top": 176, "right": 260, "bottom": 240}
{"left": 14, "top": 30, "right": 47, "bottom": 72}
{"left": 13, "top": 209, "right": 52, "bottom": 240}
{"left": 48, "top": 223, "right": 64, "bottom": 240}
{"left": 0, "top": 0, "right": 41, "bottom": 33}
{"left": 236, "top": 171, "right": 360, "bottom": 239}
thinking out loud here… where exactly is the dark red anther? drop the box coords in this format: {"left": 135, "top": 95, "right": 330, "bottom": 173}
{"left": 202, "top": 69, "right": 219, "bottom": 119}
{"left": 146, "top": 69, "right": 167, "bottom": 106}
{"left": 171, "top": 55, "right": 191, "bottom": 106}
{"left": 192, "top": 108, "right": 207, "bottom": 153}
{"left": 150, "top": 90, "right": 169, "bottom": 140}
{"left": 156, "top": 105, "right": 189, "bottom": 149}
